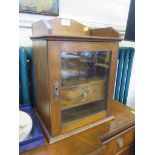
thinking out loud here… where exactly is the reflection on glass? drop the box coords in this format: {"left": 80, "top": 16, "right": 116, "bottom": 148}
{"left": 61, "top": 51, "right": 111, "bottom": 124}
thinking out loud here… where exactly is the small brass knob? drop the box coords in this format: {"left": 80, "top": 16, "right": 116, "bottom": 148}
{"left": 117, "top": 138, "right": 124, "bottom": 148}
{"left": 83, "top": 92, "right": 87, "bottom": 97}
{"left": 81, "top": 92, "right": 87, "bottom": 97}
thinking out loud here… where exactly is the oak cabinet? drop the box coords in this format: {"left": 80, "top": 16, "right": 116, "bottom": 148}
{"left": 31, "top": 18, "right": 121, "bottom": 143}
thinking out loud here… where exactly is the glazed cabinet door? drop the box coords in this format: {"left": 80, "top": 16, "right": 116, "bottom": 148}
{"left": 48, "top": 41, "right": 118, "bottom": 136}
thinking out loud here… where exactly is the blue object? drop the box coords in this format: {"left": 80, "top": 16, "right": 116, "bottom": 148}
{"left": 19, "top": 104, "right": 44, "bottom": 153}
{"left": 19, "top": 47, "right": 36, "bottom": 105}
{"left": 114, "top": 48, "right": 125, "bottom": 100}
{"left": 19, "top": 47, "right": 30, "bottom": 104}
{"left": 114, "top": 47, "right": 135, "bottom": 104}
{"left": 123, "top": 49, "right": 134, "bottom": 103}
{"left": 119, "top": 51, "right": 129, "bottom": 102}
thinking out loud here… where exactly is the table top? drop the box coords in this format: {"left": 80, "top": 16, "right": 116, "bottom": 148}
{"left": 20, "top": 100, "right": 135, "bottom": 155}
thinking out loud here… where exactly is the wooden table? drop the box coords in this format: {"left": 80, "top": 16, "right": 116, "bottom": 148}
{"left": 21, "top": 100, "right": 135, "bottom": 155}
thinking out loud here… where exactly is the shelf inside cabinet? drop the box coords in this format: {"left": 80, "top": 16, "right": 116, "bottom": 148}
{"left": 61, "top": 98, "right": 104, "bottom": 110}
{"left": 62, "top": 100, "right": 107, "bottom": 125}
{"left": 94, "top": 63, "right": 109, "bottom": 68}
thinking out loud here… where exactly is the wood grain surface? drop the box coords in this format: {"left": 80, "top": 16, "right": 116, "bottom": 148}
{"left": 32, "top": 40, "right": 51, "bottom": 133}
{"left": 61, "top": 80, "right": 105, "bottom": 109}
{"left": 31, "top": 20, "right": 122, "bottom": 144}
{"left": 20, "top": 100, "right": 135, "bottom": 155}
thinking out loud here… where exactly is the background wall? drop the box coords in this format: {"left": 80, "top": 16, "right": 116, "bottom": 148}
{"left": 19, "top": 0, "right": 135, "bottom": 108}
{"left": 19, "top": 0, "right": 131, "bottom": 46}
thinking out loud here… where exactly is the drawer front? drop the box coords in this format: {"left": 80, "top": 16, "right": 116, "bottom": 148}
{"left": 61, "top": 79, "right": 105, "bottom": 109}
{"left": 102, "top": 127, "right": 135, "bottom": 155}
{"left": 88, "top": 144, "right": 133, "bottom": 155}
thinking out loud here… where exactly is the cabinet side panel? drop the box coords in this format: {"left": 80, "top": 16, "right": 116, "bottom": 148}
{"left": 32, "top": 40, "right": 51, "bottom": 132}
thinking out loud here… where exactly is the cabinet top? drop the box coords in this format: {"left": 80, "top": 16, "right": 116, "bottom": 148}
{"left": 31, "top": 18, "right": 122, "bottom": 42}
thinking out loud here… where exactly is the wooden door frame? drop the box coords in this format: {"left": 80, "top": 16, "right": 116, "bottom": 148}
{"left": 48, "top": 41, "right": 119, "bottom": 136}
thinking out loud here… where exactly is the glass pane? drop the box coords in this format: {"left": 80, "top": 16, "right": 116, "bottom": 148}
{"left": 61, "top": 51, "right": 111, "bottom": 125}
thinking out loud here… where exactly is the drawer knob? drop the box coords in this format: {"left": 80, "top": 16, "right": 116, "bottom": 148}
{"left": 117, "top": 138, "right": 124, "bottom": 148}
{"left": 80, "top": 92, "right": 87, "bottom": 97}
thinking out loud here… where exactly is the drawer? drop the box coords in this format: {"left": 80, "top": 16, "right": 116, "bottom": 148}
{"left": 88, "top": 144, "right": 133, "bottom": 155}
{"left": 61, "top": 79, "right": 105, "bottom": 109}
{"left": 102, "top": 127, "right": 135, "bottom": 155}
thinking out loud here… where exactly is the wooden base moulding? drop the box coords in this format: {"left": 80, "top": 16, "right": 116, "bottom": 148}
{"left": 35, "top": 112, "right": 115, "bottom": 144}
